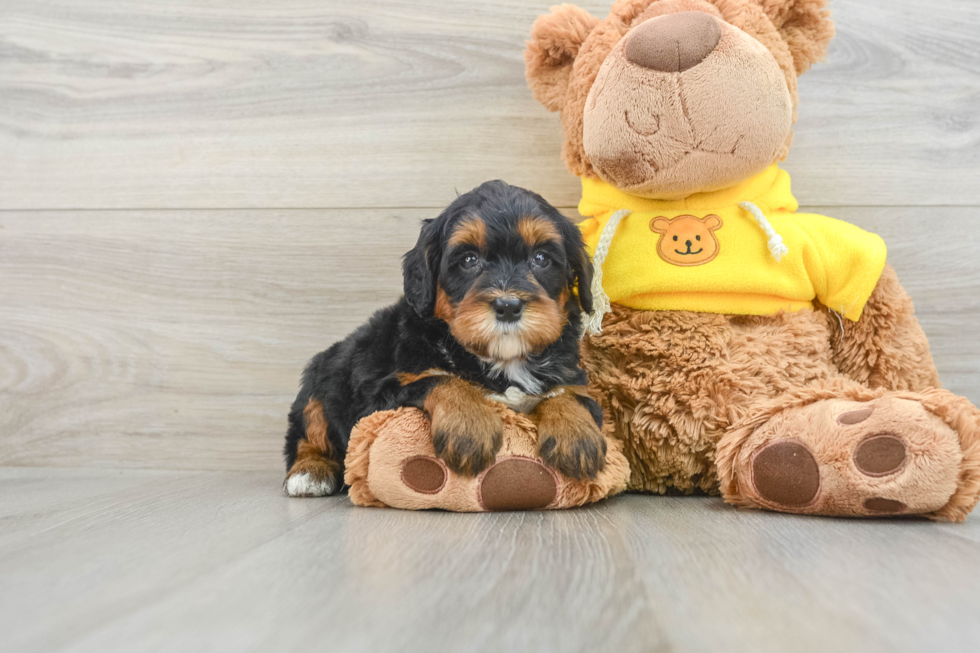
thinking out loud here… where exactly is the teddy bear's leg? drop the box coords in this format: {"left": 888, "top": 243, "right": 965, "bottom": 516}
{"left": 344, "top": 407, "right": 631, "bottom": 511}
{"left": 717, "top": 382, "right": 980, "bottom": 521}
{"left": 826, "top": 264, "right": 940, "bottom": 391}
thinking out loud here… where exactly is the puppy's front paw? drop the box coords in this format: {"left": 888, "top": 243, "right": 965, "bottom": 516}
{"left": 429, "top": 403, "right": 503, "bottom": 477}
{"left": 538, "top": 428, "right": 606, "bottom": 481}
{"left": 534, "top": 394, "right": 606, "bottom": 481}
{"left": 423, "top": 378, "right": 504, "bottom": 476}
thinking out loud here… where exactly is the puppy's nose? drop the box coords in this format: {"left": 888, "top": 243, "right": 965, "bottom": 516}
{"left": 623, "top": 11, "right": 722, "bottom": 73}
{"left": 492, "top": 296, "right": 525, "bottom": 323}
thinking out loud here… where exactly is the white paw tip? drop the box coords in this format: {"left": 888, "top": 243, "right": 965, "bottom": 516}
{"left": 285, "top": 472, "right": 335, "bottom": 497}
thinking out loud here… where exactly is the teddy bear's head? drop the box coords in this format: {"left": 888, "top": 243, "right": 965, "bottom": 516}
{"left": 524, "top": 0, "right": 834, "bottom": 199}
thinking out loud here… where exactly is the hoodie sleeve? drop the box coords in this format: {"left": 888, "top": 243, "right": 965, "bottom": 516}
{"left": 797, "top": 213, "right": 888, "bottom": 322}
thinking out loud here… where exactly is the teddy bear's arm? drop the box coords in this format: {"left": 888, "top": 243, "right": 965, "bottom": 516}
{"left": 826, "top": 263, "right": 940, "bottom": 392}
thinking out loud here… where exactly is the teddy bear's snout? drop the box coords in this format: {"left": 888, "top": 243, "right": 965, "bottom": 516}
{"left": 624, "top": 11, "right": 722, "bottom": 73}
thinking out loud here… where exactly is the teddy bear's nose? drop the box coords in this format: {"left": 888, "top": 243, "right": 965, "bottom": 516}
{"left": 624, "top": 11, "right": 722, "bottom": 73}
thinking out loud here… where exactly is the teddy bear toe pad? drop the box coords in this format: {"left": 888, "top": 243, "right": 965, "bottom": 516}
{"left": 853, "top": 434, "right": 907, "bottom": 477}
{"left": 737, "top": 397, "right": 963, "bottom": 517}
{"left": 401, "top": 456, "right": 448, "bottom": 494}
{"left": 477, "top": 458, "right": 557, "bottom": 511}
{"left": 751, "top": 440, "right": 820, "bottom": 508}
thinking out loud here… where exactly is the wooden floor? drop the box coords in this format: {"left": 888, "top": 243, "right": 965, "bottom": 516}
{"left": 2, "top": 467, "right": 980, "bottom": 653}
{"left": 2, "top": 0, "right": 980, "bottom": 650}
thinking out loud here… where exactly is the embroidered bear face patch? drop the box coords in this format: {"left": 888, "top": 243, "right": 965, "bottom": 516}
{"left": 650, "top": 214, "right": 723, "bottom": 266}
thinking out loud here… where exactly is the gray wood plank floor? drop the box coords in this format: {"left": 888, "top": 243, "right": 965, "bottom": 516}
{"left": 2, "top": 467, "right": 979, "bottom": 653}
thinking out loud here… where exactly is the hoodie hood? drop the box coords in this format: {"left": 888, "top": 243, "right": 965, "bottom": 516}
{"left": 579, "top": 163, "right": 798, "bottom": 219}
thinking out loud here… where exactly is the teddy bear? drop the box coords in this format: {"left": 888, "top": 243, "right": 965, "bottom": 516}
{"left": 524, "top": 0, "right": 980, "bottom": 520}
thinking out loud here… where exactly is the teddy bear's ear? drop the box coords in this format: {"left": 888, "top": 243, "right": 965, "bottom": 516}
{"left": 524, "top": 4, "right": 601, "bottom": 112}
{"left": 757, "top": 0, "right": 835, "bottom": 75}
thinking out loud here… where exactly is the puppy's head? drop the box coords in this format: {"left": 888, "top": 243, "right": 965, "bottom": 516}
{"left": 403, "top": 181, "right": 593, "bottom": 362}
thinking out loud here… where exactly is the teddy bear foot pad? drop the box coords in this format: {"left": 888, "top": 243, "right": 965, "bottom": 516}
{"left": 725, "top": 396, "right": 963, "bottom": 518}
{"left": 344, "top": 407, "right": 630, "bottom": 512}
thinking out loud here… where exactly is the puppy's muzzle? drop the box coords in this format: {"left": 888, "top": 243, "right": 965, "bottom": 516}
{"left": 492, "top": 296, "right": 525, "bottom": 323}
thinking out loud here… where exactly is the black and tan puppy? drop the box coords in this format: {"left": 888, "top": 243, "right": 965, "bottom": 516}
{"left": 283, "top": 180, "right": 604, "bottom": 497}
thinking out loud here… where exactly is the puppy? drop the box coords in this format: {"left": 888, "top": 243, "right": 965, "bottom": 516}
{"left": 283, "top": 180, "right": 605, "bottom": 497}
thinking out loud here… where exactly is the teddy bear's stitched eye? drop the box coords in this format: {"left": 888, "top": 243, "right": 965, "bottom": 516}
{"left": 673, "top": 235, "right": 678, "bottom": 241}
{"left": 696, "top": 235, "right": 701, "bottom": 241}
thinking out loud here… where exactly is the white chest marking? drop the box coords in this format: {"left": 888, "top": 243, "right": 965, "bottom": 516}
{"left": 493, "top": 360, "right": 544, "bottom": 395}
{"left": 485, "top": 386, "right": 563, "bottom": 414}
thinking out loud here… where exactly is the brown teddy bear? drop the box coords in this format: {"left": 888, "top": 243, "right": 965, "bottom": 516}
{"left": 525, "top": 0, "right": 980, "bottom": 520}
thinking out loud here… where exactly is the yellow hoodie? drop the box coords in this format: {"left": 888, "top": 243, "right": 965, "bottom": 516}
{"left": 578, "top": 164, "right": 886, "bottom": 322}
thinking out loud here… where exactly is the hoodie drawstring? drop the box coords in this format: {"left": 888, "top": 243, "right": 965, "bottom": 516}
{"left": 739, "top": 201, "right": 788, "bottom": 262}
{"left": 584, "top": 209, "right": 630, "bottom": 337}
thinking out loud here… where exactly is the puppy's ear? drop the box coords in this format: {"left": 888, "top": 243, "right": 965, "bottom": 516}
{"left": 402, "top": 218, "right": 442, "bottom": 316}
{"left": 556, "top": 214, "right": 594, "bottom": 315}
{"left": 524, "top": 4, "right": 600, "bottom": 112}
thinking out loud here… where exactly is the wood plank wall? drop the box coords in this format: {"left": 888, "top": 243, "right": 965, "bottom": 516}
{"left": 1, "top": 0, "right": 978, "bottom": 471}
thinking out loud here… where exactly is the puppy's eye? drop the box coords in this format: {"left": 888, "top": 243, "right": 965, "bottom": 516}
{"left": 531, "top": 252, "right": 551, "bottom": 268}
{"left": 460, "top": 253, "right": 482, "bottom": 270}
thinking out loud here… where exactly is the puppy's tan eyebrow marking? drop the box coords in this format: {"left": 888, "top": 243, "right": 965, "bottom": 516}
{"left": 518, "top": 216, "right": 560, "bottom": 247}
{"left": 448, "top": 217, "right": 486, "bottom": 249}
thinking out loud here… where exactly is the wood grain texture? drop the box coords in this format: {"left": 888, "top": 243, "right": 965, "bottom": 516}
{"left": 1, "top": 469, "right": 979, "bottom": 653}
{"left": 0, "top": 208, "right": 418, "bottom": 470}
{"left": 1, "top": 0, "right": 979, "bottom": 209}
{"left": 784, "top": 0, "right": 980, "bottom": 206}
{"left": 0, "top": 468, "right": 336, "bottom": 653}
{"left": 1, "top": 207, "right": 977, "bottom": 471}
